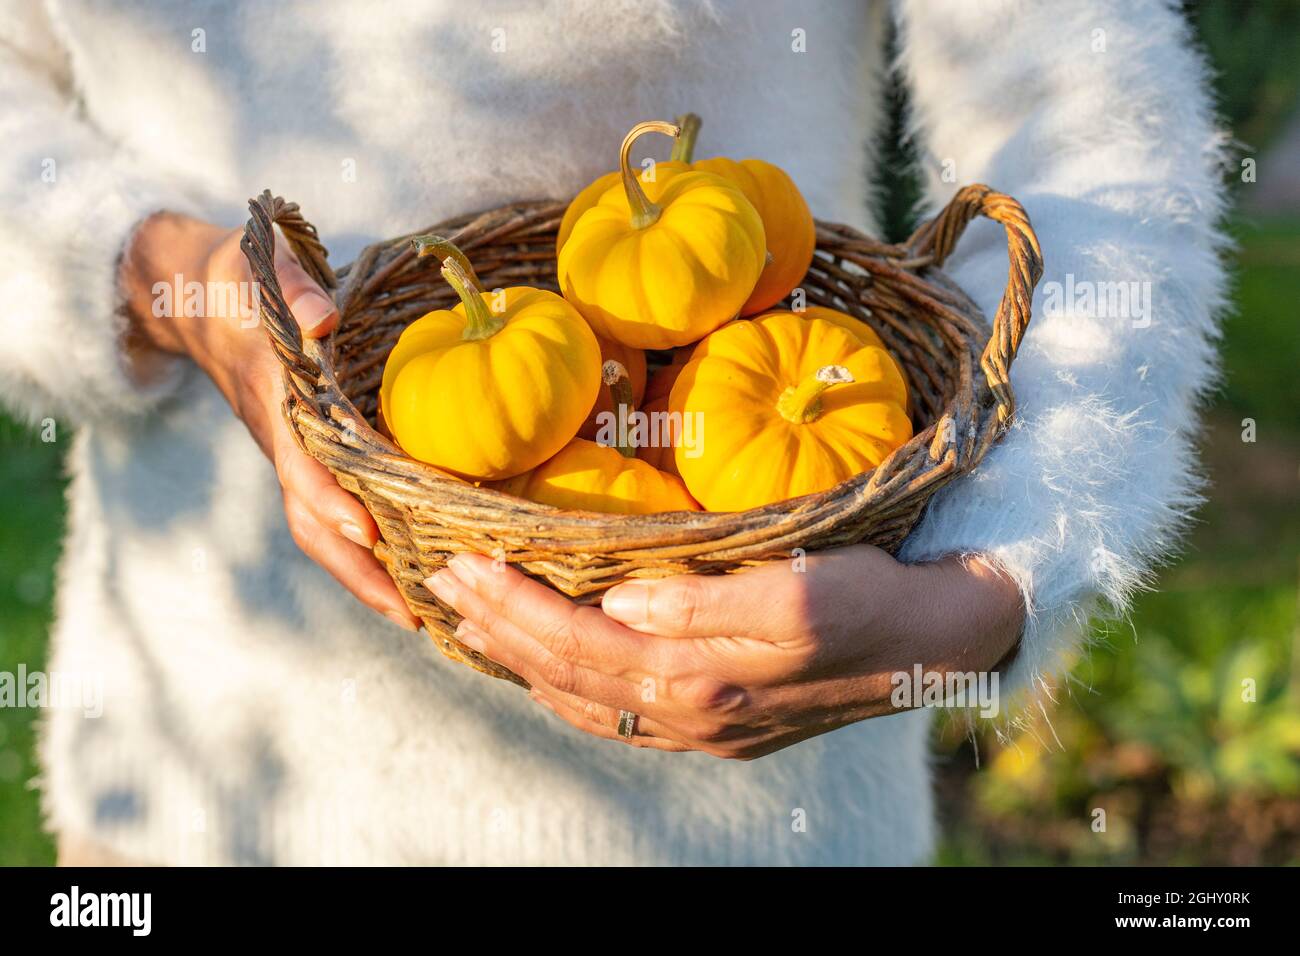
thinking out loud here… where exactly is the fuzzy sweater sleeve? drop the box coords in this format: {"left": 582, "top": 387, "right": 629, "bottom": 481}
{"left": 891, "top": 0, "right": 1229, "bottom": 707}
{"left": 0, "top": 1, "right": 205, "bottom": 425}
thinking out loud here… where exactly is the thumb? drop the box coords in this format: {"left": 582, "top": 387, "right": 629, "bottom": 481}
{"left": 274, "top": 241, "right": 338, "bottom": 339}
{"left": 601, "top": 565, "right": 799, "bottom": 638}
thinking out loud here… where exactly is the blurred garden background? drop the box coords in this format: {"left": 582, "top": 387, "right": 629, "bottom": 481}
{"left": 919, "top": 0, "right": 1300, "bottom": 865}
{"left": 2, "top": 0, "right": 1298, "bottom": 865}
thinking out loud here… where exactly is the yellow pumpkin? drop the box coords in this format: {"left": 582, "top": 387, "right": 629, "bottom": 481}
{"left": 494, "top": 437, "right": 699, "bottom": 514}
{"left": 380, "top": 236, "right": 601, "bottom": 480}
{"left": 374, "top": 402, "right": 470, "bottom": 485}
{"left": 556, "top": 161, "right": 690, "bottom": 253}
{"left": 667, "top": 113, "right": 816, "bottom": 316}
{"left": 557, "top": 115, "right": 814, "bottom": 321}
{"left": 784, "top": 305, "right": 887, "bottom": 351}
{"left": 577, "top": 335, "right": 646, "bottom": 441}
{"left": 779, "top": 306, "right": 911, "bottom": 416}
{"left": 670, "top": 312, "right": 912, "bottom": 511}
{"left": 493, "top": 361, "right": 700, "bottom": 513}
{"left": 557, "top": 120, "right": 766, "bottom": 350}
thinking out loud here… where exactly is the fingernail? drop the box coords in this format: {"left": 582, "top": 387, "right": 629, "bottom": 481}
{"left": 424, "top": 570, "right": 459, "bottom": 605}
{"left": 385, "top": 609, "right": 419, "bottom": 632}
{"left": 290, "top": 291, "right": 337, "bottom": 334}
{"left": 446, "top": 553, "right": 487, "bottom": 588}
{"left": 455, "top": 619, "right": 486, "bottom": 654}
{"left": 601, "top": 581, "right": 650, "bottom": 624}
{"left": 340, "top": 521, "right": 372, "bottom": 548}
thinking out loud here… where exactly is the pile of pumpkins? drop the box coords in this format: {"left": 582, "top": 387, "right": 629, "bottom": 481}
{"left": 379, "top": 116, "right": 912, "bottom": 514}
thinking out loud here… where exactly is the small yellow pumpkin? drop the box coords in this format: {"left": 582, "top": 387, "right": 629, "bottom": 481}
{"left": 380, "top": 236, "right": 601, "bottom": 480}
{"left": 784, "top": 305, "right": 887, "bottom": 351}
{"left": 779, "top": 306, "right": 911, "bottom": 416}
{"left": 577, "top": 335, "right": 646, "bottom": 441}
{"left": 668, "top": 113, "right": 816, "bottom": 316}
{"left": 494, "top": 361, "right": 700, "bottom": 513}
{"left": 556, "top": 161, "right": 690, "bottom": 253}
{"left": 557, "top": 121, "right": 766, "bottom": 350}
{"left": 670, "top": 312, "right": 912, "bottom": 511}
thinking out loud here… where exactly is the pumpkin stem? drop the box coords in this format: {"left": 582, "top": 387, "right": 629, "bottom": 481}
{"left": 620, "top": 120, "right": 681, "bottom": 230}
{"left": 670, "top": 112, "right": 702, "bottom": 164}
{"left": 776, "top": 365, "right": 855, "bottom": 424}
{"left": 439, "top": 255, "right": 505, "bottom": 341}
{"left": 411, "top": 234, "right": 484, "bottom": 293}
{"left": 601, "top": 359, "right": 637, "bottom": 458}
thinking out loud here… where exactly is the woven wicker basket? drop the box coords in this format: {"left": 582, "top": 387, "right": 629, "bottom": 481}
{"left": 240, "top": 183, "right": 1042, "bottom": 687}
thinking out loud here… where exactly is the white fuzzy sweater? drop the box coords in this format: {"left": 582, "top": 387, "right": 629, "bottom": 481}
{"left": 0, "top": 0, "right": 1225, "bottom": 865}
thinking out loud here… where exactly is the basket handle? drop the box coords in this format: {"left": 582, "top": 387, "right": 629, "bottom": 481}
{"left": 905, "top": 184, "right": 1043, "bottom": 426}
{"left": 239, "top": 190, "right": 338, "bottom": 386}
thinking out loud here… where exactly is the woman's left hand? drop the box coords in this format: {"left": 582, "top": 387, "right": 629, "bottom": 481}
{"left": 425, "top": 546, "right": 1024, "bottom": 759}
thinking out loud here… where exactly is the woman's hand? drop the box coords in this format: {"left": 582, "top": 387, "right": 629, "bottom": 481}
{"left": 119, "top": 212, "right": 421, "bottom": 630}
{"left": 425, "top": 546, "right": 1023, "bottom": 758}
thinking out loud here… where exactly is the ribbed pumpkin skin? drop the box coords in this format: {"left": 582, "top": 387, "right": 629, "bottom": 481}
{"left": 577, "top": 336, "right": 646, "bottom": 441}
{"left": 669, "top": 313, "right": 912, "bottom": 511}
{"left": 555, "top": 161, "right": 690, "bottom": 253}
{"left": 380, "top": 287, "right": 600, "bottom": 480}
{"left": 691, "top": 157, "right": 816, "bottom": 316}
{"left": 494, "top": 438, "right": 700, "bottom": 514}
{"left": 557, "top": 170, "right": 766, "bottom": 350}
{"left": 560, "top": 156, "right": 814, "bottom": 320}
{"left": 781, "top": 306, "right": 913, "bottom": 415}
{"left": 783, "top": 305, "right": 887, "bottom": 351}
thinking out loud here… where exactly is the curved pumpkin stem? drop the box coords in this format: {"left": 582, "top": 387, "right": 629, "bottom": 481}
{"left": 620, "top": 120, "right": 680, "bottom": 230}
{"left": 411, "top": 234, "right": 484, "bottom": 293}
{"left": 439, "top": 254, "right": 505, "bottom": 341}
{"left": 776, "top": 365, "right": 855, "bottom": 424}
{"left": 601, "top": 359, "right": 637, "bottom": 458}
{"left": 670, "top": 112, "right": 702, "bottom": 164}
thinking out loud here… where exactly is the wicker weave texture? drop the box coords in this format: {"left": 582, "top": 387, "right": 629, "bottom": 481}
{"left": 240, "top": 184, "right": 1043, "bottom": 685}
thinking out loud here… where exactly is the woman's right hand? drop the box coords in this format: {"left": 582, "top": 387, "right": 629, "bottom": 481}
{"left": 119, "top": 211, "right": 422, "bottom": 631}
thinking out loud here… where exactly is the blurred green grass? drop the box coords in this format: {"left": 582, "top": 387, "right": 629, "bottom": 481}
{"left": 0, "top": 415, "right": 64, "bottom": 865}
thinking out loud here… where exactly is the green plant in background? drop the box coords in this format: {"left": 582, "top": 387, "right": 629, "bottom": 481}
{"left": 1105, "top": 594, "right": 1300, "bottom": 799}
{"left": 940, "top": 590, "right": 1300, "bottom": 866}
{"left": 0, "top": 415, "right": 64, "bottom": 865}
{"left": 1187, "top": 0, "right": 1300, "bottom": 152}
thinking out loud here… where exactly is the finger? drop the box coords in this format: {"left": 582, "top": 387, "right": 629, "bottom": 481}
{"left": 537, "top": 671, "right": 792, "bottom": 759}
{"left": 284, "top": 494, "right": 420, "bottom": 631}
{"left": 434, "top": 552, "right": 676, "bottom": 678}
{"left": 600, "top": 562, "right": 807, "bottom": 638}
{"left": 528, "top": 662, "right": 770, "bottom": 753}
{"left": 273, "top": 425, "right": 379, "bottom": 551}
{"left": 525, "top": 686, "right": 696, "bottom": 749}
{"left": 424, "top": 567, "right": 646, "bottom": 711}
{"left": 528, "top": 675, "right": 770, "bottom": 758}
{"left": 273, "top": 233, "right": 338, "bottom": 338}
{"left": 527, "top": 686, "right": 693, "bottom": 753}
